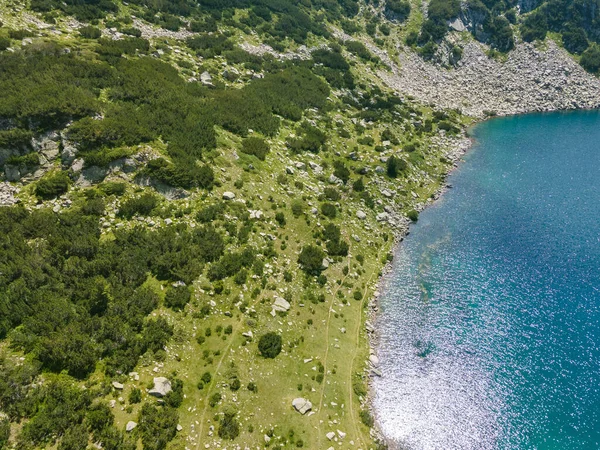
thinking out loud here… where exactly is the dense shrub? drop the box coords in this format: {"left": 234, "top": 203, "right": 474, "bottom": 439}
{"left": 79, "top": 26, "right": 101, "bottom": 39}
{"left": 35, "top": 171, "right": 70, "bottom": 199}
{"left": 298, "top": 245, "right": 325, "bottom": 275}
{"left": 320, "top": 203, "right": 337, "bottom": 218}
{"left": 138, "top": 404, "right": 178, "bottom": 450}
{"left": 241, "top": 137, "right": 270, "bottom": 161}
{"left": 386, "top": 156, "right": 406, "bottom": 178}
{"left": 520, "top": 12, "right": 548, "bottom": 42}
{"left": 117, "top": 193, "right": 159, "bottom": 218}
{"left": 385, "top": 0, "right": 411, "bottom": 22}
{"left": 218, "top": 412, "right": 240, "bottom": 440}
{"left": 258, "top": 332, "right": 282, "bottom": 358}
{"left": 580, "top": 44, "right": 600, "bottom": 73}
{"left": 407, "top": 209, "right": 419, "bottom": 222}
{"left": 164, "top": 284, "right": 191, "bottom": 311}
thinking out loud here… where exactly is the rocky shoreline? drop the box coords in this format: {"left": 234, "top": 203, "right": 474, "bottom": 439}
{"left": 364, "top": 129, "right": 473, "bottom": 447}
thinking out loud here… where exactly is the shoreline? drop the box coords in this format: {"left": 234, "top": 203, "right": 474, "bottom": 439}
{"left": 364, "top": 106, "right": 599, "bottom": 449}
{"left": 365, "top": 127, "right": 475, "bottom": 448}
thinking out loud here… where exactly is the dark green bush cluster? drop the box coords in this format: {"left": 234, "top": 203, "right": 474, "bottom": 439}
{"left": 258, "top": 332, "right": 282, "bottom": 358}
{"left": 287, "top": 122, "right": 327, "bottom": 153}
{"left": 344, "top": 40, "right": 379, "bottom": 63}
{"left": 386, "top": 155, "right": 406, "bottom": 178}
{"left": 214, "top": 67, "right": 329, "bottom": 137}
{"left": 298, "top": 244, "right": 325, "bottom": 275}
{"left": 30, "top": 0, "right": 117, "bottom": 21}
{"left": 138, "top": 404, "right": 179, "bottom": 450}
{"left": 384, "top": 0, "right": 411, "bottom": 22}
{"left": 207, "top": 247, "right": 256, "bottom": 281}
{"left": 117, "top": 192, "right": 159, "bottom": 218}
{"left": 218, "top": 412, "right": 240, "bottom": 440}
{"left": 322, "top": 223, "right": 349, "bottom": 257}
{"left": 164, "top": 284, "right": 192, "bottom": 311}
{"left": 0, "top": 204, "right": 229, "bottom": 381}
{"left": 241, "top": 137, "right": 270, "bottom": 161}
{"left": 34, "top": 170, "right": 70, "bottom": 199}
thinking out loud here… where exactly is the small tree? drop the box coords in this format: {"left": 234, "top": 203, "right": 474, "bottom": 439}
{"left": 258, "top": 332, "right": 282, "bottom": 358}
{"left": 218, "top": 412, "right": 240, "bottom": 440}
{"left": 164, "top": 285, "right": 191, "bottom": 311}
{"left": 298, "top": 245, "right": 325, "bottom": 275}
{"left": 386, "top": 156, "right": 406, "bottom": 178}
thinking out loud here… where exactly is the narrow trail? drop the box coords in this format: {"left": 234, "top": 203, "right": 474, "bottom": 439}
{"left": 194, "top": 323, "right": 240, "bottom": 449}
{"left": 317, "top": 245, "right": 353, "bottom": 437}
{"left": 347, "top": 257, "right": 379, "bottom": 449}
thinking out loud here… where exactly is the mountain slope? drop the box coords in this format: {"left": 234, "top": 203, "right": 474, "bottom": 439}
{"left": 0, "top": 1, "right": 597, "bottom": 449}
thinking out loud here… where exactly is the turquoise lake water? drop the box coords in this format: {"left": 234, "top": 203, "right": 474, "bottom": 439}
{"left": 373, "top": 110, "right": 600, "bottom": 450}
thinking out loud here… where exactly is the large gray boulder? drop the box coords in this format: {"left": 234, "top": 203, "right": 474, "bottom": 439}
{"left": 148, "top": 377, "right": 172, "bottom": 397}
{"left": 292, "top": 398, "right": 312, "bottom": 415}
{"left": 272, "top": 297, "right": 290, "bottom": 313}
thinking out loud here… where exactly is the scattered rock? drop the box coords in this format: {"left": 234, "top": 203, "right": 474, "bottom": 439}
{"left": 369, "top": 355, "right": 380, "bottom": 367}
{"left": 112, "top": 381, "right": 124, "bottom": 390}
{"left": 376, "top": 212, "right": 389, "bottom": 222}
{"left": 126, "top": 421, "right": 137, "bottom": 432}
{"left": 356, "top": 210, "right": 367, "bottom": 220}
{"left": 222, "top": 191, "right": 236, "bottom": 200}
{"left": 326, "top": 431, "right": 336, "bottom": 440}
{"left": 200, "top": 71, "right": 213, "bottom": 86}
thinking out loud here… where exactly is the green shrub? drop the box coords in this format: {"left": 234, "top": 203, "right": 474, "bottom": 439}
{"left": 100, "top": 182, "right": 126, "bottom": 196}
{"left": 129, "top": 388, "right": 142, "bottom": 404}
{"left": 580, "top": 44, "right": 600, "bottom": 73}
{"left": 79, "top": 26, "right": 101, "bottom": 39}
{"left": 117, "top": 193, "right": 159, "bottom": 218}
{"left": 209, "top": 392, "right": 222, "bottom": 407}
{"left": 258, "top": 332, "right": 282, "bottom": 358}
{"left": 138, "top": 404, "right": 178, "bottom": 450}
{"left": 241, "top": 137, "right": 270, "bottom": 161}
{"left": 0, "top": 36, "right": 11, "bottom": 51}
{"left": 359, "top": 409, "right": 374, "bottom": 427}
{"left": 386, "top": 156, "right": 406, "bottom": 178}
{"left": 298, "top": 245, "right": 325, "bottom": 275}
{"left": 321, "top": 203, "right": 337, "bottom": 218}
{"left": 164, "top": 284, "right": 191, "bottom": 311}
{"left": 218, "top": 412, "right": 240, "bottom": 440}
{"left": 35, "top": 171, "right": 70, "bottom": 199}
{"left": 407, "top": 209, "right": 419, "bottom": 222}
{"left": 201, "top": 372, "right": 212, "bottom": 384}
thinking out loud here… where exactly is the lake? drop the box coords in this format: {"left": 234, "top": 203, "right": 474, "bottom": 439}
{"left": 373, "top": 110, "right": 600, "bottom": 450}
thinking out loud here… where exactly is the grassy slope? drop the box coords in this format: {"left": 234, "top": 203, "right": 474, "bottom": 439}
{"left": 0, "top": 2, "right": 471, "bottom": 449}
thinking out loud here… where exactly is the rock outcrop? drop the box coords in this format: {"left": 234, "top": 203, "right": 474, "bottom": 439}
{"left": 148, "top": 377, "right": 172, "bottom": 397}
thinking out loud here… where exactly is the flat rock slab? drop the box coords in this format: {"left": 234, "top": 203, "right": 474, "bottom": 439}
{"left": 292, "top": 398, "right": 313, "bottom": 415}
{"left": 148, "top": 377, "right": 172, "bottom": 397}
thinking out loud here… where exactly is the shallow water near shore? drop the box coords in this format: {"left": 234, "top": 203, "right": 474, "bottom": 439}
{"left": 373, "top": 110, "right": 600, "bottom": 450}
